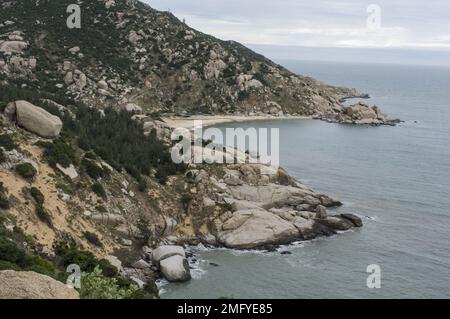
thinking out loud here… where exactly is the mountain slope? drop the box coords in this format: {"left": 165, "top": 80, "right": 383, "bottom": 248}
{"left": 0, "top": 0, "right": 354, "bottom": 116}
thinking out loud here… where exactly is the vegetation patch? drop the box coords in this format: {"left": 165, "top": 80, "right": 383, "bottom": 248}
{"left": 61, "top": 105, "right": 185, "bottom": 186}
{"left": 0, "top": 134, "right": 17, "bottom": 151}
{"left": 29, "top": 187, "right": 45, "bottom": 206}
{"left": 0, "top": 183, "right": 10, "bottom": 210}
{"left": 82, "top": 158, "right": 108, "bottom": 180}
{"left": 37, "top": 139, "right": 77, "bottom": 168}
{"left": 15, "top": 163, "right": 37, "bottom": 180}
{"left": 35, "top": 205, "right": 53, "bottom": 229}
{"left": 91, "top": 182, "right": 106, "bottom": 199}
{"left": 83, "top": 231, "right": 103, "bottom": 248}
{"left": 0, "top": 148, "right": 6, "bottom": 164}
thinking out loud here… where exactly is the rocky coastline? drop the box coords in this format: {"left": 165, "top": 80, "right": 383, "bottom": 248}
{"left": 315, "top": 102, "right": 401, "bottom": 126}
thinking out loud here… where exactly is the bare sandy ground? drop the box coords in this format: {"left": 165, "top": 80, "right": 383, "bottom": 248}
{"left": 161, "top": 115, "right": 311, "bottom": 129}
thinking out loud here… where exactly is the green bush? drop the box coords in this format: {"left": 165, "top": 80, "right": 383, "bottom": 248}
{"left": 82, "top": 158, "right": 106, "bottom": 179}
{"left": 84, "top": 231, "right": 103, "bottom": 248}
{"left": 0, "top": 193, "right": 9, "bottom": 210}
{"left": 15, "top": 163, "right": 37, "bottom": 180}
{"left": 80, "top": 266, "right": 141, "bottom": 299}
{"left": 0, "top": 134, "right": 17, "bottom": 151}
{"left": 30, "top": 187, "right": 45, "bottom": 205}
{"left": 181, "top": 193, "right": 193, "bottom": 210}
{"left": 0, "top": 260, "right": 21, "bottom": 271}
{"left": 36, "top": 204, "right": 53, "bottom": 228}
{"left": 238, "top": 91, "right": 250, "bottom": 101}
{"left": 38, "top": 139, "right": 77, "bottom": 168}
{"left": 0, "top": 227, "right": 59, "bottom": 278}
{"left": 0, "top": 149, "right": 6, "bottom": 163}
{"left": 53, "top": 241, "right": 98, "bottom": 272}
{"left": 91, "top": 182, "right": 106, "bottom": 198}
{"left": 0, "top": 237, "right": 28, "bottom": 267}
{"left": 98, "top": 259, "right": 118, "bottom": 278}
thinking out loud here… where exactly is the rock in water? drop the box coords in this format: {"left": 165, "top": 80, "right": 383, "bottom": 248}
{"left": 159, "top": 255, "right": 192, "bottom": 282}
{"left": 151, "top": 245, "right": 191, "bottom": 282}
{"left": 216, "top": 209, "right": 300, "bottom": 249}
{"left": 152, "top": 245, "right": 186, "bottom": 266}
{"left": 340, "top": 214, "right": 363, "bottom": 227}
{"left": 10, "top": 101, "right": 62, "bottom": 138}
{"left": 0, "top": 270, "right": 79, "bottom": 299}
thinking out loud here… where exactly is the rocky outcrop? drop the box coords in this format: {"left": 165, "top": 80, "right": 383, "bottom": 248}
{"left": 318, "top": 103, "right": 401, "bottom": 126}
{"left": 56, "top": 164, "right": 79, "bottom": 181}
{"left": 152, "top": 245, "right": 191, "bottom": 282}
{"left": 160, "top": 255, "right": 191, "bottom": 282}
{"left": 0, "top": 270, "right": 79, "bottom": 299}
{"left": 178, "top": 162, "right": 362, "bottom": 250}
{"left": 216, "top": 209, "right": 299, "bottom": 249}
{"left": 0, "top": 41, "right": 28, "bottom": 54}
{"left": 5, "top": 101, "right": 63, "bottom": 138}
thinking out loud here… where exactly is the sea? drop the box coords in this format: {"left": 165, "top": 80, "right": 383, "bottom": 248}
{"left": 160, "top": 60, "right": 450, "bottom": 299}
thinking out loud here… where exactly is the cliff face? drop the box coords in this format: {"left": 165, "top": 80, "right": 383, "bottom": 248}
{"left": 0, "top": 0, "right": 354, "bottom": 116}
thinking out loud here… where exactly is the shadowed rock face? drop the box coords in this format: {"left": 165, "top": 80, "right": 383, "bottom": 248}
{"left": 0, "top": 270, "right": 79, "bottom": 299}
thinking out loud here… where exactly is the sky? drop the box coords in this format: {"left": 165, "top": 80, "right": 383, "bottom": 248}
{"left": 142, "top": 0, "right": 450, "bottom": 65}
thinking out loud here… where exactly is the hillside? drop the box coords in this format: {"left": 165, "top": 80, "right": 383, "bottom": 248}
{"left": 0, "top": 0, "right": 355, "bottom": 116}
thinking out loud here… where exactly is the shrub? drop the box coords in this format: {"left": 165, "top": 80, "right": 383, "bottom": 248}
{"left": 181, "top": 193, "right": 193, "bottom": 210}
{"left": 0, "top": 193, "right": 9, "bottom": 210}
{"left": 0, "top": 226, "right": 59, "bottom": 277}
{"left": 84, "top": 231, "right": 103, "bottom": 248}
{"left": 82, "top": 158, "right": 106, "bottom": 179}
{"left": 254, "top": 72, "right": 268, "bottom": 86}
{"left": 138, "top": 176, "right": 147, "bottom": 193}
{"left": 0, "top": 237, "right": 28, "bottom": 267}
{"left": 91, "top": 182, "right": 106, "bottom": 198}
{"left": 15, "top": 163, "right": 37, "bottom": 180}
{"left": 39, "top": 139, "right": 77, "bottom": 168}
{"left": 53, "top": 241, "right": 98, "bottom": 272}
{"left": 80, "top": 266, "right": 140, "bottom": 299}
{"left": 96, "top": 205, "right": 107, "bottom": 213}
{"left": 36, "top": 205, "right": 53, "bottom": 228}
{"left": 0, "top": 149, "right": 6, "bottom": 163}
{"left": 238, "top": 91, "right": 250, "bottom": 101}
{"left": 61, "top": 105, "right": 185, "bottom": 187}
{"left": 0, "top": 260, "right": 21, "bottom": 271}
{"left": 29, "top": 187, "right": 45, "bottom": 205}
{"left": 0, "top": 134, "right": 17, "bottom": 151}
{"left": 98, "top": 259, "right": 118, "bottom": 278}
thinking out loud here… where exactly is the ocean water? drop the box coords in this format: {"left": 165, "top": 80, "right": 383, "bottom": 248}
{"left": 161, "top": 61, "right": 450, "bottom": 299}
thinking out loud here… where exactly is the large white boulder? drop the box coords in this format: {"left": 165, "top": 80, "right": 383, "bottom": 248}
{"left": 159, "top": 255, "right": 191, "bottom": 282}
{"left": 216, "top": 209, "right": 300, "bottom": 249}
{"left": 56, "top": 164, "right": 79, "bottom": 181}
{"left": 0, "top": 270, "right": 79, "bottom": 299}
{"left": 152, "top": 245, "right": 185, "bottom": 266}
{"left": 7, "top": 101, "right": 63, "bottom": 139}
{"left": 0, "top": 41, "right": 28, "bottom": 54}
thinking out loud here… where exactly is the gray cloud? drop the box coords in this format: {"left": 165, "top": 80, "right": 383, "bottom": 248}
{"left": 142, "top": 0, "right": 450, "bottom": 50}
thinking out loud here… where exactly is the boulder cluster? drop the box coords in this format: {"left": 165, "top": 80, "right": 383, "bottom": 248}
{"left": 318, "top": 103, "right": 401, "bottom": 126}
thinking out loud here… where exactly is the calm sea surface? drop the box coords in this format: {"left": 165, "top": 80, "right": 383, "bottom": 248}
{"left": 161, "top": 61, "right": 450, "bottom": 299}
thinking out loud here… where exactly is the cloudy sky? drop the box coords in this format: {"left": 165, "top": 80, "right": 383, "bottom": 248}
{"left": 142, "top": 0, "right": 450, "bottom": 65}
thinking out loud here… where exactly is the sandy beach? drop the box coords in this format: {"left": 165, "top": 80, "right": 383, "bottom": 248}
{"left": 161, "top": 114, "right": 312, "bottom": 129}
